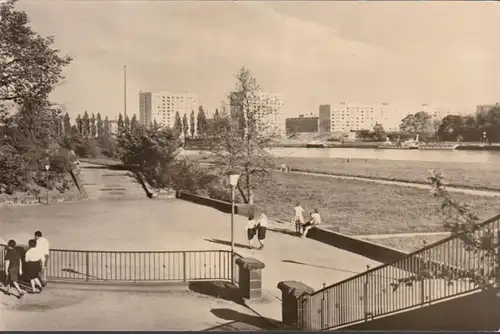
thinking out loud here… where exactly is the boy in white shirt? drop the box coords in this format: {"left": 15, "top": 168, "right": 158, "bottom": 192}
{"left": 292, "top": 203, "right": 305, "bottom": 233}
{"left": 302, "top": 208, "right": 322, "bottom": 238}
{"left": 34, "top": 231, "right": 50, "bottom": 286}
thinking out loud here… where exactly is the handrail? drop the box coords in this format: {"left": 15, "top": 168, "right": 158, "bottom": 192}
{"left": 299, "top": 212, "right": 500, "bottom": 330}
{"left": 0, "top": 246, "right": 243, "bottom": 285}
{"left": 312, "top": 211, "right": 500, "bottom": 296}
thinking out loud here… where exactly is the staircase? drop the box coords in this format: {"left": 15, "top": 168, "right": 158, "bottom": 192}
{"left": 299, "top": 213, "right": 500, "bottom": 331}
{"left": 78, "top": 162, "right": 148, "bottom": 200}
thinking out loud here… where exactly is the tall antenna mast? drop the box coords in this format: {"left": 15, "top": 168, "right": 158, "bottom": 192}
{"left": 124, "top": 65, "right": 127, "bottom": 118}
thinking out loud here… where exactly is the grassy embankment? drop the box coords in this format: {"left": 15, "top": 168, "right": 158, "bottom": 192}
{"left": 276, "top": 157, "right": 500, "bottom": 191}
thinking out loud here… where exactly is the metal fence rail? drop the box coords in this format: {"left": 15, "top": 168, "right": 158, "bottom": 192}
{"left": 0, "top": 246, "right": 242, "bottom": 284}
{"left": 299, "top": 213, "right": 500, "bottom": 330}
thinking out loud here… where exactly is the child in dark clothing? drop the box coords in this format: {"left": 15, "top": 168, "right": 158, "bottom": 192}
{"left": 4, "top": 239, "right": 24, "bottom": 299}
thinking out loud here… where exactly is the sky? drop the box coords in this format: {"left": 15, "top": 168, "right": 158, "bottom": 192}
{"left": 16, "top": 0, "right": 500, "bottom": 120}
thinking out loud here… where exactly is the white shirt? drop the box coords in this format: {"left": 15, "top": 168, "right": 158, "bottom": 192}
{"left": 294, "top": 206, "right": 305, "bottom": 217}
{"left": 36, "top": 237, "right": 50, "bottom": 256}
{"left": 310, "top": 212, "right": 322, "bottom": 225}
{"left": 246, "top": 219, "right": 256, "bottom": 230}
{"left": 257, "top": 214, "right": 268, "bottom": 228}
{"left": 25, "top": 248, "right": 44, "bottom": 263}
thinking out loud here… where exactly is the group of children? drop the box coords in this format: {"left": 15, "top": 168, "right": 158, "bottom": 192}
{"left": 245, "top": 212, "right": 269, "bottom": 250}
{"left": 292, "top": 203, "right": 322, "bottom": 238}
{"left": 244, "top": 203, "right": 322, "bottom": 249}
{"left": 2, "top": 231, "right": 50, "bottom": 299}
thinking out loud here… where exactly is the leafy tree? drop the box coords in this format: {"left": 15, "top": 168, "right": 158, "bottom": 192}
{"left": 82, "top": 111, "right": 90, "bottom": 137}
{"left": 96, "top": 113, "right": 104, "bottom": 138}
{"left": 399, "top": 111, "right": 434, "bottom": 138}
{"left": 90, "top": 113, "right": 96, "bottom": 138}
{"left": 190, "top": 110, "right": 196, "bottom": 138}
{"left": 174, "top": 111, "right": 182, "bottom": 134}
{"left": 197, "top": 106, "right": 207, "bottom": 136}
{"left": 205, "top": 66, "right": 278, "bottom": 204}
{"left": 0, "top": 0, "right": 72, "bottom": 105}
{"left": 436, "top": 115, "right": 464, "bottom": 141}
{"left": 130, "top": 114, "right": 138, "bottom": 131}
{"left": 103, "top": 116, "right": 110, "bottom": 137}
{"left": 372, "top": 122, "right": 387, "bottom": 141}
{"left": 124, "top": 114, "right": 130, "bottom": 132}
{"left": 182, "top": 113, "right": 189, "bottom": 138}
{"left": 116, "top": 124, "right": 181, "bottom": 196}
{"left": 75, "top": 114, "right": 83, "bottom": 134}
{"left": 63, "top": 113, "right": 71, "bottom": 135}
{"left": 117, "top": 113, "right": 124, "bottom": 134}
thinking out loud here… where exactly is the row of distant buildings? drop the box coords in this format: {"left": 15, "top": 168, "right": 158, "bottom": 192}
{"left": 138, "top": 90, "right": 286, "bottom": 136}
{"left": 286, "top": 103, "right": 453, "bottom": 135}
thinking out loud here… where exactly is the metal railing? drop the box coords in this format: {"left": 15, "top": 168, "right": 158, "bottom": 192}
{"left": 0, "top": 246, "right": 243, "bottom": 284}
{"left": 299, "top": 213, "right": 500, "bottom": 330}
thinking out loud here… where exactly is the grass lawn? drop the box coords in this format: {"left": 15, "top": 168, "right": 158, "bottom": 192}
{"left": 360, "top": 234, "right": 451, "bottom": 253}
{"left": 276, "top": 157, "right": 500, "bottom": 191}
{"left": 253, "top": 172, "right": 500, "bottom": 236}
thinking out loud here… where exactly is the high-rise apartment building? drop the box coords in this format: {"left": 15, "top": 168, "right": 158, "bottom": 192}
{"left": 139, "top": 91, "right": 198, "bottom": 131}
{"left": 318, "top": 102, "right": 452, "bottom": 133}
{"left": 229, "top": 92, "right": 285, "bottom": 136}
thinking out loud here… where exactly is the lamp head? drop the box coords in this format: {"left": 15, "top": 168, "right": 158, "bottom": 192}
{"left": 228, "top": 173, "right": 240, "bottom": 187}
{"left": 45, "top": 164, "right": 50, "bottom": 171}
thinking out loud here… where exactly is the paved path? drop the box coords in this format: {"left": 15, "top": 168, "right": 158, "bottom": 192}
{"left": 0, "top": 284, "right": 263, "bottom": 331}
{"left": 1, "top": 198, "right": 381, "bottom": 324}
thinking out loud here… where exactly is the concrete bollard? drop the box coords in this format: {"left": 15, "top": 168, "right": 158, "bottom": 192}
{"left": 277, "top": 280, "right": 315, "bottom": 329}
{"left": 235, "top": 257, "right": 265, "bottom": 300}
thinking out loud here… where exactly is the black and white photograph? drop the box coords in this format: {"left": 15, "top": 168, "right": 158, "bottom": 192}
{"left": 1, "top": 0, "right": 500, "bottom": 331}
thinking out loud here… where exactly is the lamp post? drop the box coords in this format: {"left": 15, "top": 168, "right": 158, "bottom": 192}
{"left": 228, "top": 172, "right": 241, "bottom": 283}
{"left": 45, "top": 164, "right": 50, "bottom": 204}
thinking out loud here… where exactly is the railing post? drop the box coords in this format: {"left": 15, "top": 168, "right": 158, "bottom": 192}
{"left": 182, "top": 251, "right": 187, "bottom": 283}
{"left": 496, "top": 230, "right": 500, "bottom": 284}
{"left": 85, "top": 251, "right": 90, "bottom": 282}
{"left": 363, "top": 267, "right": 368, "bottom": 321}
{"left": 321, "top": 283, "right": 326, "bottom": 329}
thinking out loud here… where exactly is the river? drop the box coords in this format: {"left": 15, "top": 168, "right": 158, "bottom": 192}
{"left": 181, "top": 147, "right": 500, "bottom": 164}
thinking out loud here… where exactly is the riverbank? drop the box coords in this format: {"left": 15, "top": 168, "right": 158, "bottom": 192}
{"left": 275, "top": 156, "right": 500, "bottom": 191}
{"left": 253, "top": 171, "right": 500, "bottom": 236}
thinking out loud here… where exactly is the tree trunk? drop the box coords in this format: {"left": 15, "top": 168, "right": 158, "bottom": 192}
{"left": 246, "top": 173, "right": 253, "bottom": 204}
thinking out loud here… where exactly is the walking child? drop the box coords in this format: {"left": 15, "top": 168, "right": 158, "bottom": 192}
{"left": 246, "top": 215, "right": 257, "bottom": 249}
{"left": 4, "top": 239, "right": 24, "bottom": 299}
{"left": 24, "top": 239, "right": 44, "bottom": 294}
{"left": 256, "top": 212, "right": 269, "bottom": 250}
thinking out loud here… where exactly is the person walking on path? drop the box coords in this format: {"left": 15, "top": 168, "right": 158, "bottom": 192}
{"left": 34, "top": 231, "right": 50, "bottom": 286}
{"left": 256, "top": 212, "right": 269, "bottom": 250}
{"left": 24, "top": 239, "right": 44, "bottom": 294}
{"left": 4, "top": 239, "right": 24, "bottom": 299}
{"left": 302, "top": 208, "right": 322, "bottom": 238}
{"left": 246, "top": 215, "right": 257, "bottom": 249}
{"left": 292, "top": 202, "right": 305, "bottom": 233}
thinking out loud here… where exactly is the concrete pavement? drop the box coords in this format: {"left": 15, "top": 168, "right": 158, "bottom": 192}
{"left": 1, "top": 198, "right": 381, "bottom": 325}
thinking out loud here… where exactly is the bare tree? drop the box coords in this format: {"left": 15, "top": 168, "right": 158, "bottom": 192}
{"left": 205, "top": 67, "right": 282, "bottom": 204}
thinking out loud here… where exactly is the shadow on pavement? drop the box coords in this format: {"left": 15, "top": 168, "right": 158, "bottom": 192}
{"left": 204, "top": 238, "right": 251, "bottom": 250}
{"left": 209, "top": 308, "right": 284, "bottom": 331}
{"left": 282, "top": 259, "right": 360, "bottom": 275}
{"left": 188, "top": 281, "right": 245, "bottom": 306}
{"left": 267, "top": 227, "right": 300, "bottom": 237}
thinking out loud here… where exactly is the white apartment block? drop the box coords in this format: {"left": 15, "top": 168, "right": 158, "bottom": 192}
{"left": 319, "top": 102, "right": 452, "bottom": 133}
{"left": 139, "top": 91, "right": 198, "bottom": 131}
{"left": 229, "top": 92, "right": 286, "bottom": 136}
